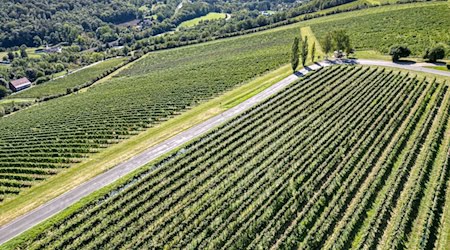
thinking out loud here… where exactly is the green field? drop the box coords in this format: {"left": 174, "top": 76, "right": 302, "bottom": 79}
{"left": 178, "top": 12, "right": 227, "bottom": 28}
{"left": 9, "top": 58, "right": 126, "bottom": 100}
{"left": 7, "top": 65, "right": 450, "bottom": 249}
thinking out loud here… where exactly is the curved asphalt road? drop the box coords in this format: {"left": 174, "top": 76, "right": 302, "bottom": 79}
{"left": 0, "top": 59, "right": 448, "bottom": 245}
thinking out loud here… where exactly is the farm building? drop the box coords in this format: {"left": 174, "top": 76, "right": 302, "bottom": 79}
{"left": 9, "top": 77, "right": 31, "bottom": 92}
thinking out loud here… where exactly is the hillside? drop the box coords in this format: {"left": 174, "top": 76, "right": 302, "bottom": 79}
{"left": 310, "top": 3, "right": 450, "bottom": 55}
{"left": 0, "top": 26, "right": 296, "bottom": 203}
{"left": 0, "top": 1, "right": 449, "bottom": 249}
{"left": 8, "top": 65, "right": 450, "bottom": 249}
{"left": 0, "top": 0, "right": 448, "bottom": 218}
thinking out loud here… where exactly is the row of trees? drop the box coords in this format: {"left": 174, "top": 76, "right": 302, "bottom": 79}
{"left": 389, "top": 44, "right": 447, "bottom": 62}
{"left": 291, "top": 29, "right": 352, "bottom": 72}
{"left": 291, "top": 34, "right": 310, "bottom": 72}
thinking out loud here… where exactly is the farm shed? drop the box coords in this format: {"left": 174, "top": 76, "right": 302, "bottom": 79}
{"left": 10, "top": 77, "right": 31, "bottom": 92}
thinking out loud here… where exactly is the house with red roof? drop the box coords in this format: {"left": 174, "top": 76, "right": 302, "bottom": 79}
{"left": 9, "top": 77, "right": 31, "bottom": 92}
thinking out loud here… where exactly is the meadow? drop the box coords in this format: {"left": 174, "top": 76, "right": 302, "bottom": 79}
{"left": 8, "top": 65, "right": 450, "bottom": 249}
{"left": 178, "top": 12, "right": 227, "bottom": 28}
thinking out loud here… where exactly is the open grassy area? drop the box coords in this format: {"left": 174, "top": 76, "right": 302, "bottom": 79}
{"left": 300, "top": 26, "right": 325, "bottom": 62}
{"left": 9, "top": 57, "right": 126, "bottom": 99}
{"left": 178, "top": 12, "right": 227, "bottom": 28}
{"left": 353, "top": 50, "right": 392, "bottom": 60}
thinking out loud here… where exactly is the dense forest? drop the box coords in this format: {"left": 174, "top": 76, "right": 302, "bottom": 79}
{"left": 0, "top": 0, "right": 302, "bottom": 48}
{"left": 0, "top": 0, "right": 147, "bottom": 48}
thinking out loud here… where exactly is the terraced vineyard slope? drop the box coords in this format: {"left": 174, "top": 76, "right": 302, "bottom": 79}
{"left": 0, "top": 28, "right": 295, "bottom": 203}
{"left": 310, "top": 3, "right": 450, "bottom": 55}
{"left": 11, "top": 65, "right": 450, "bottom": 249}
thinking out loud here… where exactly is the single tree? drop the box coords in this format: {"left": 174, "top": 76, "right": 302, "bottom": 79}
{"left": 0, "top": 78, "right": 7, "bottom": 88}
{"left": 0, "top": 86, "right": 10, "bottom": 99}
{"left": 323, "top": 32, "right": 333, "bottom": 58}
{"left": 7, "top": 51, "right": 14, "bottom": 61}
{"left": 344, "top": 38, "right": 352, "bottom": 56}
{"left": 25, "top": 68, "right": 38, "bottom": 81}
{"left": 33, "top": 36, "right": 42, "bottom": 47}
{"left": 122, "top": 46, "right": 130, "bottom": 56}
{"left": 423, "top": 45, "right": 446, "bottom": 63}
{"left": 301, "top": 36, "right": 309, "bottom": 66}
{"left": 20, "top": 48, "right": 28, "bottom": 58}
{"left": 311, "top": 42, "right": 316, "bottom": 62}
{"left": 389, "top": 45, "right": 411, "bottom": 62}
{"left": 291, "top": 37, "right": 300, "bottom": 72}
{"left": 333, "top": 30, "right": 349, "bottom": 51}
{"left": 423, "top": 48, "right": 430, "bottom": 60}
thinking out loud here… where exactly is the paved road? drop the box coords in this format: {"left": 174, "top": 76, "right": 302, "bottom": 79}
{"left": 0, "top": 59, "right": 448, "bottom": 245}
{"left": 356, "top": 59, "right": 450, "bottom": 77}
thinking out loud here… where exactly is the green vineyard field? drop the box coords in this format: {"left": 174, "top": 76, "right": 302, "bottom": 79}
{"left": 10, "top": 57, "right": 127, "bottom": 99}
{"left": 0, "top": 27, "right": 296, "bottom": 203}
{"left": 0, "top": 1, "right": 447, "bottom": 205}
{"left": 11, "top": 65, "right": 450, "bottom": 249}
{"left": 310, "top": 3, "right": 450, "bottom": 55}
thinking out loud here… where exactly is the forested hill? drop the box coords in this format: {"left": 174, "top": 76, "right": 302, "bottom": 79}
{"left": 0, "top": 0, "right": 315, "bottom": 49}
{"left": 0, "top": 0, "right": 358, "bottom": 49}
{"left": 0, "top": 0, "right": 179, "bottom": 48}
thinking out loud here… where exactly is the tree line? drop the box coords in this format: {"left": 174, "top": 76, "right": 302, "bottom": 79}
{"left": 389, "top": 44, "right": 447, "bottom": 63}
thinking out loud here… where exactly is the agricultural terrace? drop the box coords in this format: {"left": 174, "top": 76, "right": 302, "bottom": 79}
{"left": 0, "top": 27, "right": 297, "bottom": 203}
{"left": 178, "top": 12, "right": 227, "bottom": 28}
{"left": 9, "top": 65, "right": 450, "bottom": 249}
{"left": 308, "top": 2, "right": 450, "bottom": 56}
{"left": 9, "top": 57, "right": 127, "bottom": 100}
